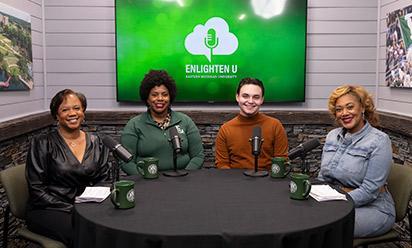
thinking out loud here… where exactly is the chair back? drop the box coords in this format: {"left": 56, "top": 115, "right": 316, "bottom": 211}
{"left": 0, "top": 164, "right": 28, "bottom": 219}
{"left": 387, "top": 163, "right": 412, "bottom": 222}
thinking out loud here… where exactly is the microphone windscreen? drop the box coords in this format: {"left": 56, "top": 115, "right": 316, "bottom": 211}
{"left": 288, "top": 138, "right": 321, "bottom": 160}
{"left": 302, "top": 138, "right": 321, "bottom": 152}
{"left": 102, "top": 135, "right": 117, "bottom": 151}
{"left": 252, "top": 126, "right": 261, "bottom": 138}
{"left": 169, "top": 126, "right": 179, "bottom": 137}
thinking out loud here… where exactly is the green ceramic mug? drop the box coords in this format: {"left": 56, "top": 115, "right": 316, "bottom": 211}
{"left": 271, "top": 157, "right": 291, "bottom": 178}
{"left": 137, "top": 157, "right": 159, "bottom": 179}
{"left": 111, "top": 180, "right": 135, "bottom": 209}
{"left": 289, "top": 173, "right": 311, "bottom": 200}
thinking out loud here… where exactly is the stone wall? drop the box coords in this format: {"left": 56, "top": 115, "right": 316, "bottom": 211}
{"left": 0, "top": 111, "right": 411, "bottom": 247}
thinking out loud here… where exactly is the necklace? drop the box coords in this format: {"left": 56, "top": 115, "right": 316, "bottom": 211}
{"left": 63, "top": 136, "right": 81, "bottom": 148}
{"left": 59, "top": 130, "right": 82, "bottom": 148}
{"left": 67, "top": 140, "right": 78, "bottom": 147}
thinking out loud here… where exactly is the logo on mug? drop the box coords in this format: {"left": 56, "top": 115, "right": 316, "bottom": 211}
{"left": 290, "top": 181, "right": 297, "bottom": 193}
{"left": 271, "top": 164, "right": 280, "bottom": 174}
{"left": 148, "top": 164, "right": 158, "bottom": 175}
{"left": 126, "top": 189, "right": 134, "bottom": 202}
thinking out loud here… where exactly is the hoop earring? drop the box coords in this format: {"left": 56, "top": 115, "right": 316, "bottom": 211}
{"left": 362, "top": 112, "right": 365, "bottom": 120}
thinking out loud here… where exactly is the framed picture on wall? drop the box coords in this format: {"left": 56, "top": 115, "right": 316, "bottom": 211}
{"left": 386, "top": 4, "right": 412, "bottom": 88}
{"left": 0, "top": 2, "right": 33, "bottom": 91}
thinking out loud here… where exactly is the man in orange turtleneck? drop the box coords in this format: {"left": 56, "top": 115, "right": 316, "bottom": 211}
{"left": 215, "top": 78, "right": 288, "bottom": 170}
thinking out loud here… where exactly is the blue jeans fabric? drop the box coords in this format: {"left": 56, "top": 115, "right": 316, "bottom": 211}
{"left": 354, "top": 192, "right": 395, "bottom": 237}
{"left": 318, "top": 122, "right": 395, "bottom": 238}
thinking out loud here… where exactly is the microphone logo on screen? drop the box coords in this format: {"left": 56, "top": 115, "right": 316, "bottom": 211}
{"left": 185, "top": 17, "right": 238, "bottom": 62}
{"left": 204, "top": 28, "right": 219, "bottom": 61}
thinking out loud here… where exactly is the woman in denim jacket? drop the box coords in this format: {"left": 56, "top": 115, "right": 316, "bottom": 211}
{"left": 318, "top": 85, "right": 395, "bottom": 238}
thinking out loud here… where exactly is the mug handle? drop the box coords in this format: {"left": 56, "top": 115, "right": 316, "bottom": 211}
{"left": 303, "top": 180, "right": 312, "bottom": 198}
{"left": 110, "top": 188, "right": 120, "bottom": 208}
{"left": 284, "top": 162, "right": 292, "bottom": 177}
{"left": 136, "top": 161, "right": 145, "bottom": 176}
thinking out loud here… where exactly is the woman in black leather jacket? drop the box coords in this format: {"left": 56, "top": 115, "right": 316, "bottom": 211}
{"left": 25, "top": 89, "right": 109, "bottom": 247}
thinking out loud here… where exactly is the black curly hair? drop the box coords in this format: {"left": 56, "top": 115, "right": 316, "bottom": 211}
{"left": 50, "top": 89, "right": 87, "bottom": 120}
{"left": 139, "top": 70, "right": 177, "bottom": 106}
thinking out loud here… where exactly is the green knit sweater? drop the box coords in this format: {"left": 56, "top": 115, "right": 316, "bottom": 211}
{"left": 120, "top": 111, "right": 204, "bottom": 174}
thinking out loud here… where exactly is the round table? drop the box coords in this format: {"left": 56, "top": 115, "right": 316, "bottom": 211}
{"left": 74, "top": 168, "right": 354, "bottom": 248}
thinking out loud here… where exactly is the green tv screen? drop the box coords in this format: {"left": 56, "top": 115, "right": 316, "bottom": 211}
{"left": 115, "top": 0, "right": 307, "bottom": 102}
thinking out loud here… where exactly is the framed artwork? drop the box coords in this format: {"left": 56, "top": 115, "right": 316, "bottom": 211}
{"left": 386, "top": 4, "right": 412, "bottom": 88}
{"left": 0, "top": 2, "right": 33, "bottom": 91}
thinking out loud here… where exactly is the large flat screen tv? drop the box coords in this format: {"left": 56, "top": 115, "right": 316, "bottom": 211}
{"left": 115, "top": 0, "right": 307, "bottom": 102}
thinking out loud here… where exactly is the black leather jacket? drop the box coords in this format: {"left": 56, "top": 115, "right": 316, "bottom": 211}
{"left": 25, "top": 130, "right": 109, "bottom": 212}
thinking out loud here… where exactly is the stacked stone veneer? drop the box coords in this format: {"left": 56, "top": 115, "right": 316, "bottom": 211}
{"left": 0, "top": 111, "right": 411, "bottom": 247}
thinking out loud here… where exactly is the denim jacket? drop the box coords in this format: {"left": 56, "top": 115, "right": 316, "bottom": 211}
{"left": 318, "top": 122, "right": 395, "bottom": 216}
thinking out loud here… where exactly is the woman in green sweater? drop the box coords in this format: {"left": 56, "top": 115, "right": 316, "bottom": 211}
{"left": 120, "top": 69, "right": 204, "bottom": 174}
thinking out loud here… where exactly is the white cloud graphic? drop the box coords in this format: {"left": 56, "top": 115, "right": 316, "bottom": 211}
{"left": 185, "top": 17, "right": 238, "bottom": 62}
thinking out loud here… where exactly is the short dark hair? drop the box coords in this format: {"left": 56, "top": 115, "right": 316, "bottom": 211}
{"left": 236, "top": 77, "right": 265, "bottom": 96}
{"left": 139, "top": 69, "right": 177, "bottom": 106}
{"left": 50, "top": 89, "right": 87, "bottom": 120}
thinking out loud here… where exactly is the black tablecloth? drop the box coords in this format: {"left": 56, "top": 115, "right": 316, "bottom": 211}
{"left": 74, "top": 169, "right": 354, "bottom": 248}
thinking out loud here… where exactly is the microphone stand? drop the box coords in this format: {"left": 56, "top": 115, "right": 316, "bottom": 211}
{"left": 110, "top": 158, "right": 120, "bottom": 189}
{"left": 244, "top": 139, "right": 268, "bottom": 177}
{"left": 300, "top": 153, "right": 309, "bottom": 174}
{"left": 163, "top": 147, "right": 188, "bottom": 177}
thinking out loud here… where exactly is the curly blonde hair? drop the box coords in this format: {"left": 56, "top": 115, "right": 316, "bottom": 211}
{"left": 328, "top": 85, "right": 379, "bottom": 127}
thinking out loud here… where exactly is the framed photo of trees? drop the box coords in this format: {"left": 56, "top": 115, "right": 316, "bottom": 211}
{"left": 0, "top": 2, "right": 33, "bottom": 91}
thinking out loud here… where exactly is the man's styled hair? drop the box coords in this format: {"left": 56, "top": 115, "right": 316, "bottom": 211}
{"left": 236, "top": 78, "right": 265, "bottom": 96}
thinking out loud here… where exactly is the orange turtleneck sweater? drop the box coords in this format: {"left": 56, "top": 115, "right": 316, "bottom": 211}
{"left": 215, "top": 113, "right": 288, "bottom": 170}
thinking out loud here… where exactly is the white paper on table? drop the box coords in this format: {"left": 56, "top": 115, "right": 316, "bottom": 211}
{"left": 75, "top": 186, "right": 111, "bottom": 203}
{"left": 310, "top": 184, "right": 347, "bottom": 202}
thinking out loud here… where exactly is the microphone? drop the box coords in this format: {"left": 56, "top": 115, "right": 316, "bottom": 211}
{"left": 288, "top": 138, "right": 321, "bottom": 160}
{"left": 163, "top": 126, "right": 188, "bottom": 177}
{"left": 102, "top": 135, "right": 133, "bottom": 163}
{"left": 204, "top": 28, "right": 219, "bottom": 49}
{"left": 169, "top": 126, "right": 182, "bottom": 153}
{"left": 251, "top": 126, "right": 262, "bottom": 156}
{"left": 244, "top": 126, "right": 267, "bottom": 177}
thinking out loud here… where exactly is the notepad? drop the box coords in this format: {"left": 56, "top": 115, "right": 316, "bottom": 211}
{"left": 310, "top": 184, "right": 347, "bottom": 202}
{"left": 75, "top": 186, "right": 111, "bottom": 203}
